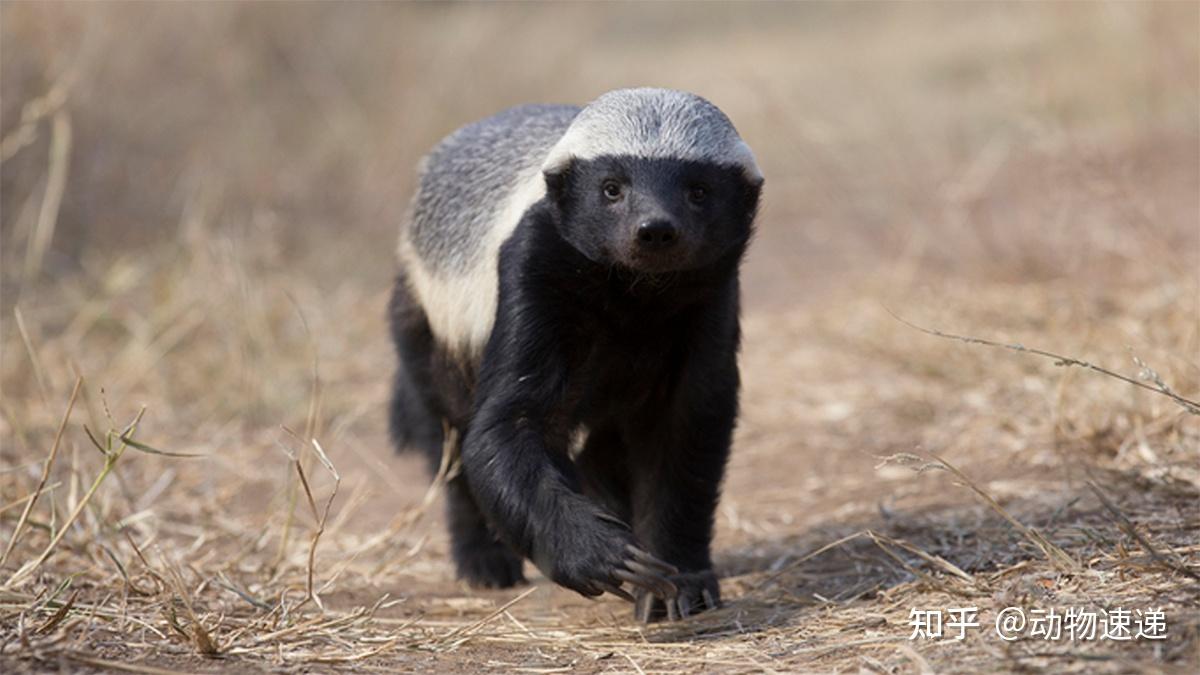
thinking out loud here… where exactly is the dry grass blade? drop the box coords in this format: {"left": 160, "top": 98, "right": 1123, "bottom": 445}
{"left": 364, "top": 424, "right": 461, "bottom": 578}
{"left": 34, "top": 588, "right": 78, "bottom": 635}
{"left": 118, "top": 435, "right": 207, "bottom": 458}
{"left": 436, "top": 586, "right": 539, "bottom": 648}
{"left": 867, "top": 531, "right": 972, "bottom": 597}
{"left": 928, "top": 453, "right": 1082, "bottom": 573}
{"left": 23, "top": 108, "right": 72, "bottom": 283}
{"left": 887, "top": 309, "right": 1200, "bottom": 416}
{"left": 1, "top": 376, "right": 82, "bottom": 567}
{"left": 5, "top": 404, "right": 145, "bottom": 588}
{"left": 122, "top": 529, "right": 168, "bottom": 593}
{"left": 215, "top": 573, "right": 271, "bottom": 611}
{"left": 308, "top": 637, "right": 402, "bottom": 664}
{"left": 0, "top": 79, "right": 67, "bottom": 163}
{"left": 876, "top": 452, "right": 1082, "bottom": 573}
{"left": 12, "top": 306, "right": 52, "bottom": 405}
{"left": 292, "top": 438, "right": 341, "bottom": 611}
{"left": 754, "top": 530, "right": 867, "bottom": 589}
{"left": 0, "top": 481, "right": 62, "bottom": 517}
{"left": 65, "top": 650, "right": 206, "bottom": 675}
{"left": 271, "top": 293, "right": 321, "bottom": 575}
{"left": 866, "top": 530, "right": 979, "bottom": 588}
{"left": 271, "top": 437, "right": 302, "bottom": 576}
{"left": 161, "top": 554, "right": 221, "bottom": 656}
{"left": 895, "top": 643, "right": 935, "bottom": 675}
{"left": 1087, "top": 480, "right": 1200, "bottom": 581}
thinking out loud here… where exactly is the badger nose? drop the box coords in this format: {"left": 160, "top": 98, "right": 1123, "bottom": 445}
{"left": 636, "top": 219, "right": 679, "bottom": 248}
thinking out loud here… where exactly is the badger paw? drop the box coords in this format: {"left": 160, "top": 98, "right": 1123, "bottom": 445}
{"left": 540, "top": 506, "right": 679, "bottom": 602}
{"left": 634, "top": 569, "right": 721, "bottom": 623}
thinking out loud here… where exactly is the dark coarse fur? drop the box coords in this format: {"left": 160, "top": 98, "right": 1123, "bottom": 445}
{"left": 389, "top": 276, "right": 528, "bottom": 588}
{"left": 390, "top": 144, "right": 761, "bottom": 621}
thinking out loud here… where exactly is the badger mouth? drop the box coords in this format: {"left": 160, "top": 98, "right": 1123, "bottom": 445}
{"left": 624, "top": 252, "right": 691, "bottom": 276}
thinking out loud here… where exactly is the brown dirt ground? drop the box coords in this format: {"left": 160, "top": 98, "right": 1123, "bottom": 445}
{"left": 2, "top": 2, "right": 1198, "bottom": 673}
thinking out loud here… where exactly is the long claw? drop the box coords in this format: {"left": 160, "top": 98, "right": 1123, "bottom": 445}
{"left": 624, "top": 545, "right": 678, "bottom": 575}
{"left": 597, "top": 581, "right": 634, "bottom": 602}
{"left": 613, "top": 568, "right": 673, "bottom": 600}
{"left": 620, "top": 566, "right": 677, "bottom": 599}
{"left": 612, "top": 568, "right": 651, "bottom": 591}
{"left": 624, "top": 560, "right": 678, "bottom": 594}
{"left": 701, "top": 587, "right": 719, "bottom": 610}
{"left": 612, "top": 568, "right": 639, "bottom": 588}
{"left": 635, "top": 593, "right": 655, "bottom": 623}
{"left": 666, "top": 597, "right": 679, "bottom": 621}
{"left": 677, "top": 594, "right": 692, "bottom": 619}
{"left": 595, "top": 511, "right": 631, "bottom": 530}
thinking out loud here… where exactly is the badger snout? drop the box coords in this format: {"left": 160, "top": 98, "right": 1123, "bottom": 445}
{"left": 636, "top": 219, "right": 679, "bottom": 249}
{"left": 625, "top": 219, "right": 694, "bottom": 273}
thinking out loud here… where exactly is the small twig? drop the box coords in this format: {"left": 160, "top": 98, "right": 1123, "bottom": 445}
{"left": 887, "top": 309, "right": 1200, "bottom": 415}
{"left": 1, "top": 377, "right": 82, "bottom": 567}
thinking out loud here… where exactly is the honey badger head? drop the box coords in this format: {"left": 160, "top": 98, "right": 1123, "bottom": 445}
{"left": 541, "top": 89, "right": 763, "bottom": 274}
{"left": 398, "top": 88, "right": 763, "bottom": 357}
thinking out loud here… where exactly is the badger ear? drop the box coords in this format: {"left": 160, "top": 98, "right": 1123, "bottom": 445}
{"left": 542, "top": 161, "right": 572, "bottom": 203}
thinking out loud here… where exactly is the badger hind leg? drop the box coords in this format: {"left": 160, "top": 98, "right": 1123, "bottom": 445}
{"left": 445, "top": 477, "right": 526, "bottom": 588}
{"left": 387, "top": 275, "right": 446, "bottom": 465}
{"left": 388, "top": 275, "right": 525, "bottom": 588}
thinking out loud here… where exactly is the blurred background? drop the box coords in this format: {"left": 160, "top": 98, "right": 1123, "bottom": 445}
{"left": 5, "top": 1, "right": 1195, "bottom": 291}
{"left": 5, "top": 0, "right": 1196, "bottom": 402}
{"left": 5, "top": 1, "right": 1196, "bottom": 421}
{"left": 1, "top": 3, "right": 1197, "bottom": 669}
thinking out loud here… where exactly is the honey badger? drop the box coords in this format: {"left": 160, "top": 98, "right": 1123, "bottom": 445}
{"left": 388, "top": 88, "right": 763, "bottom": 622}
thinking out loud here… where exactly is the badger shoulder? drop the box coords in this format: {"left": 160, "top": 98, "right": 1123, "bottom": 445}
{"left": 398, "top": 104, "right": 579, "bottom": 357}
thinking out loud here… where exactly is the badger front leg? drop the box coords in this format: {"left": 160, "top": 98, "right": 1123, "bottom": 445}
{"left": 626, "top": 410, "right": 734, "bottom": 620}
{"left": 627, "top": 317, "right": 739, "bottom": 622}
{"left": 459, "top": 279, "right": 678, "bottom": 603}
{"left": 461, "top": 392, "right": 678, "bottom": 602}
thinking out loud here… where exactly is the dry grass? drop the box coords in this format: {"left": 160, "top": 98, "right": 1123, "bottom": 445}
{"left": 2, "top": 2, "right": 1198, "bottom": 673}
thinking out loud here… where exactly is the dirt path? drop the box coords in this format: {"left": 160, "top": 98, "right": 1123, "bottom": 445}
{"left": 284, "top": 264, "right": 1198, "bottom": 672}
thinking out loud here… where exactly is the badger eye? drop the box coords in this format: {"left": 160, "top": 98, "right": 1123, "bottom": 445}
{"left": 601, "top": 180, "right": 623, "bottom": 201}
{"left": 687, "top": 184, "right": 708, "bottom": 204}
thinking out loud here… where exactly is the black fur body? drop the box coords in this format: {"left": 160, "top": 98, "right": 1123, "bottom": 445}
{"left": 388, "top": 90, "right": 762, "bottom": 621}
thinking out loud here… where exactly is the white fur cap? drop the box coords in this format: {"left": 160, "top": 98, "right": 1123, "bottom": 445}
{"left": 541, "top": 88, "right": 763, "bottom": 184}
